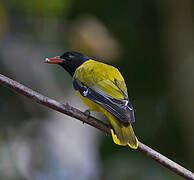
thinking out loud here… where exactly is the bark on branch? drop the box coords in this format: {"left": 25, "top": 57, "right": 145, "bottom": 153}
{"left": 0, "top": 73, "right": 193, "bottom": 180}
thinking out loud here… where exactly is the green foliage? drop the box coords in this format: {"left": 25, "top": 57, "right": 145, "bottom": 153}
{"left": 5, "top": 0, "right": 72, "bottom": 16}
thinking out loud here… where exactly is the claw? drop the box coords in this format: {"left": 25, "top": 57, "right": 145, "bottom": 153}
{"left": 84, "top": 109, "right": 91, "bottom": 116}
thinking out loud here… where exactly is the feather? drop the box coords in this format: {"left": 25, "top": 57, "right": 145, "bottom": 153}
{"left": 73, "top": 79, "right": 135, "bottom": 123}
{"left": 73, "top": 59, "right": 138, "bottom": 149}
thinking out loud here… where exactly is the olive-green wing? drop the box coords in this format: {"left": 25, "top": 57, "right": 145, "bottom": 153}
{"left": 74, "top": 60, "right": 128, "bottom": 99}
{"left": 73, "top": 60, "right": 135, "bottom": 123}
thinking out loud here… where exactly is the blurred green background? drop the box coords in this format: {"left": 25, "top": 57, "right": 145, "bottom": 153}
{"left": 0, "top": 0, "right": 194, "bottom": 179}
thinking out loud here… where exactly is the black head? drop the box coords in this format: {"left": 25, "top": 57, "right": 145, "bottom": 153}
{"left": 45, "top": 51, "right": 90, "bottom": 76}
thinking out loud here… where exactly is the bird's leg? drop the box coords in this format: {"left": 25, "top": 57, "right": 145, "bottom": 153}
{"left": 83, "top": 109, "right": 91, "bottom": 123}
{"left": 84, "top": 109, "right": 91, "bottom": 116}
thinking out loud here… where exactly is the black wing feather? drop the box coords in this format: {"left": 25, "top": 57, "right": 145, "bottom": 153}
{"left": 73, "top": 79, "right": 135, "bottom": 123}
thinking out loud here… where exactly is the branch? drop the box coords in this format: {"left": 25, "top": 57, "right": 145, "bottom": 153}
{"left": 0, "top": 73, "right": 193, "bottom": 180}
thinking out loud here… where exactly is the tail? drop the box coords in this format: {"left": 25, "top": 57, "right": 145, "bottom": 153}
{"left": 106, "top": 112, "right": 138, "bottom": 149}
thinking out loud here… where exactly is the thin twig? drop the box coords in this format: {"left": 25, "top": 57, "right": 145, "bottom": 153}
{"left": 0, "top": 73, "right": 193, "bottom": 180}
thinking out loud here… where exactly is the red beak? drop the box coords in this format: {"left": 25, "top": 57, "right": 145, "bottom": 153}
{"left": 45, "top": 56, "right": 63, "bottom": 64}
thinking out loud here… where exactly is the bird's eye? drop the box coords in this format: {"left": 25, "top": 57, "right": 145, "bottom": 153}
{"left": 66, "top": 54, "right": 74, "bottom": 59}
{"left": 69, "top": 54, "right": 75, "bottom": 58}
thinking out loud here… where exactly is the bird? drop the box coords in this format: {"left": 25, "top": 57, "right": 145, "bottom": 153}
{"left": 45, "top": 51, "right": 138, "bottom": 149}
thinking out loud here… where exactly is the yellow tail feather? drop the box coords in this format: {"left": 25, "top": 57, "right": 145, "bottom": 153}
{"left": 107, "top": 112, "right": 138, "bottom": 149}
{"left": 111, "top": 128, "right": 138, "bottom": 149}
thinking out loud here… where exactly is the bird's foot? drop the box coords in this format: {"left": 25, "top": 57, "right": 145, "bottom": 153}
{"left": 84, "top": 109, "right": 91, "bottom": 116}
{"left": 83, "top": 109, "right": 91, "bottom": 123}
